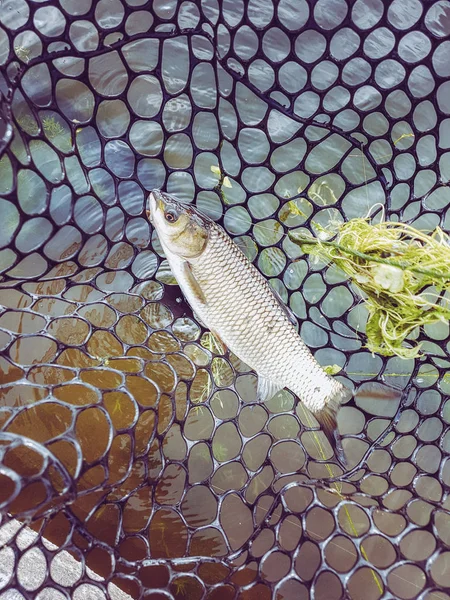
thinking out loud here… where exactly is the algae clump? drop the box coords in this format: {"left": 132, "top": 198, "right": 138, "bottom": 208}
{"left": 289, "top": 219, "right": 450, "bottom": 359}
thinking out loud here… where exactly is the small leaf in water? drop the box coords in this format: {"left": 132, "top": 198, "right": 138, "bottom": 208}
{"left": 323, "top": 364, "right": 342, "bottom": 375}
{"left": 279, "top": 200, "right": 311, "bottom": 226}
{"left": 286, "top": 200, "right": 306, "bottom": 217}
{"left": 223, "top": 176, "right": 232, "bottom": 188}
{"left": 210, "top": 165, "right": 221, "bottom": 176}
{"left": 42, "top": 117, "right": 65, "bottom": 139}
{"left": 14, "top": 45, "right": 31, "bottom": 63}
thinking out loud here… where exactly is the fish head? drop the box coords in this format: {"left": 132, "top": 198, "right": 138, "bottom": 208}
{"left": 148, "top": 190, "right": 209, "bottom": 258}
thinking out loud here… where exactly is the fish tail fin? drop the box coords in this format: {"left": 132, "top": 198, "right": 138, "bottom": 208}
{"left": 314, "top": 381, "right": 403, "bottom": 468}
{"left": 314, "top": 386, "right": 350, "bottom": 468}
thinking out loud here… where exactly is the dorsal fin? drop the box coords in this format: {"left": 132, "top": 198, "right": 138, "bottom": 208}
{"left": 271, "top": 286, "right": 298, "bottom": 326}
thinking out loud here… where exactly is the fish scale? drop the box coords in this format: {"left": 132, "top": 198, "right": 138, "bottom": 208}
{"left": 190, "top": 223, "right": 344, "bottom": 412}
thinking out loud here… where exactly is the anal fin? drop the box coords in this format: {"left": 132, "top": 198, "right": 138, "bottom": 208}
{"left": 257, "top": 375, "right": 283, "bottom": 403}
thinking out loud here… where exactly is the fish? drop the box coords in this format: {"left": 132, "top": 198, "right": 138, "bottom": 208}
{"left": 147, "top": 189, "right": 402, "bottom": 467}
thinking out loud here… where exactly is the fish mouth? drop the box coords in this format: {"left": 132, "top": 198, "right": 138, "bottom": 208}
{"left": 147, "top": 189, "right": 166, "bottom": 223}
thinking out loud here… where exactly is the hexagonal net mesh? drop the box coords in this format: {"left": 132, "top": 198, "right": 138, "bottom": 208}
{"left": 0, "top": 0, "right": 450, "bottom": 599}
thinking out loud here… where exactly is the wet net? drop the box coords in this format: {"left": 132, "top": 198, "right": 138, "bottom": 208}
{"left": 0, "top": 0, "right": 450, "bottom": 598}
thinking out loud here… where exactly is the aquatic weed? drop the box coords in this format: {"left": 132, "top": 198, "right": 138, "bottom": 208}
{"left": 290, "top": 219, "right": 450, "bottom": 359}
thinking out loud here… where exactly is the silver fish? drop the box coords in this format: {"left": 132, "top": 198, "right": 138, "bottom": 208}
{"left": 148, "top": 189, "right": 400, "bottom": 465}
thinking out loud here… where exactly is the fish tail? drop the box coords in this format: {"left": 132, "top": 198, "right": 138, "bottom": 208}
{"left": 314, "top": 381, "right": 403, "bottom": 468}
{"left": 314, "top": 386, "right": 351, "bottom": 468}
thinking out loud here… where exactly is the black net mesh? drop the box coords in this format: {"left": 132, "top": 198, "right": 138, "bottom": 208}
{"left": 1, "top": 0, "right": 450, "bottom": 598}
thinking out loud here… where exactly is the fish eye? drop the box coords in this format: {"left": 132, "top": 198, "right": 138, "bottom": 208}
{"left": 164, "top": 210, "right": 178, "bottom": 223}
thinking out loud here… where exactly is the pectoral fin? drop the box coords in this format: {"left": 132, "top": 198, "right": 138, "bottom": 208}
{"left": 182, "top": 262, "right": 207, "bottom": 306}
{"left": 257, "top": 375, "right": 283, "bottom": 403}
